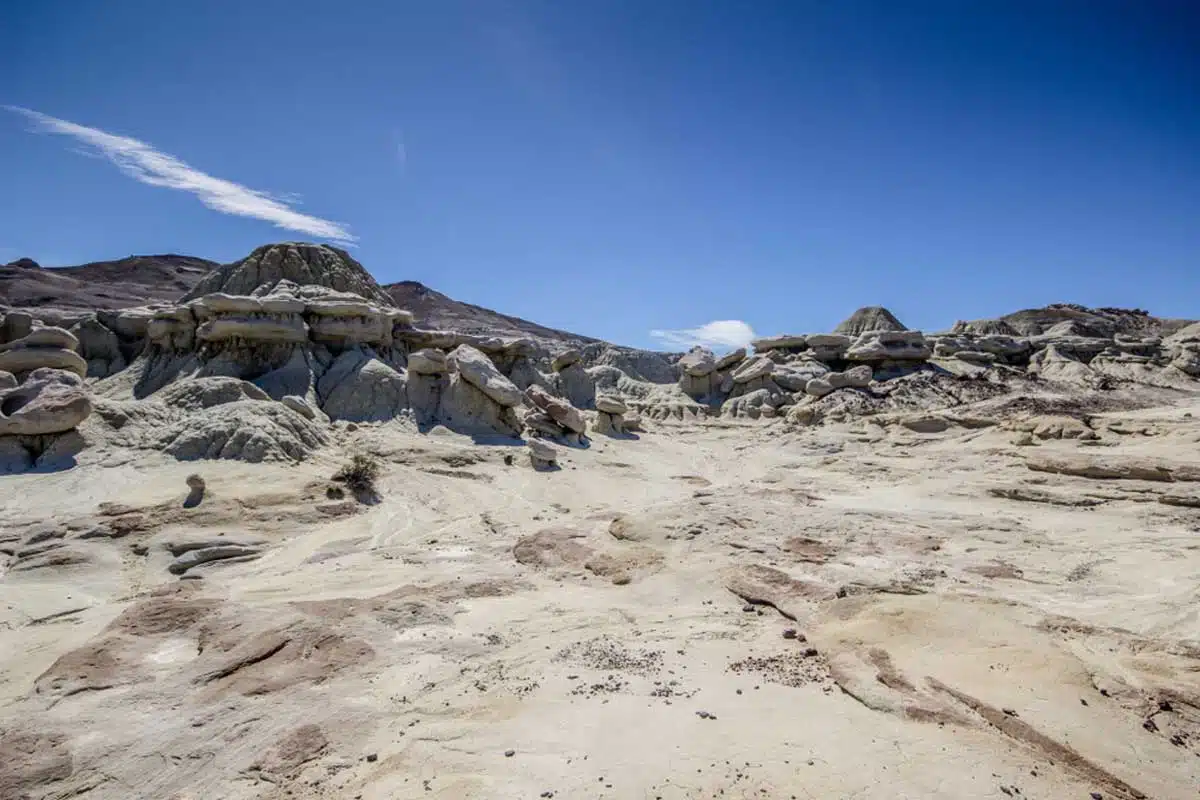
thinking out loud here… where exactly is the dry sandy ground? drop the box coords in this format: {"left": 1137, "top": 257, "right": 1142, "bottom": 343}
{"left": 2, "top": 402, "right": 1200, "bottom": 799}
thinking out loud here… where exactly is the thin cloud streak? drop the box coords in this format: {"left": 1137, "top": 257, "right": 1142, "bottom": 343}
{"left": 6, "top": 106, "right": 355, "bottom": 244}
{"left": 650, "top": 319, "right": 757, "bottom": 352}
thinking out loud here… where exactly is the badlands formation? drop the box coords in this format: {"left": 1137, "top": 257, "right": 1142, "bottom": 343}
{"left": 1, "top": 242, "right": 1199, "bottom": 799}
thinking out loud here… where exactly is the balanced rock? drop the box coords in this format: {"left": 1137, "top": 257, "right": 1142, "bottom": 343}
{"left": 679, "top": 347, "right": 717, "bottom": 377}
{"left": 448, "top": 345, "right": 523, "bottom": 407}
{"left": 595, "top": 395, "right": 627, "bottom": 414}
{"left": 0, "top": 327, "right": 88, "bottom": 377}
{"left": 528, "top": 439, "right": 559, "bottom": 469}
{"left": 592, "top": 409, "right": 625, "bottom": 436}
{"left": 732, "top": 355, "right": 773, "bottom": 384}
{"left": 526, "top": 385, "right": 586, "bottom": 435}
{"left": 715, "top": 348, "right": 748, "bottom": 370}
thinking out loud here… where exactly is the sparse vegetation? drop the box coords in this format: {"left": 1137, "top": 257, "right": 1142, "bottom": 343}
{"left": 332, "top": 453, "right": 381, "bottom": 499}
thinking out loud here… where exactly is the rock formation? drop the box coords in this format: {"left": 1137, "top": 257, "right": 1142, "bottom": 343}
{"left": 2, "top": 240, "right": 1199, "bottom": 473}
{"left": 834, "top": 306, "right": 908, "bottom": 336}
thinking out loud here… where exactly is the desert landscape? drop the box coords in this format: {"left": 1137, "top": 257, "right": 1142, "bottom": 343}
{"left": 1, "top": 243, "right": 1198, "bottom": 799}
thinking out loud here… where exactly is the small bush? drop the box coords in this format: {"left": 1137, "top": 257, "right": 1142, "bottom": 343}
{"left": 333, "top": 453, "right": 381, "bottom": 497}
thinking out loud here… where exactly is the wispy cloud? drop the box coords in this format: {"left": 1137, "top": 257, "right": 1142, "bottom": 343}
{"left": 650, "top": 320, "right": 757, "bottom": 352}
{"left": 6, "top": 106, "right": 355, "bottom": 245}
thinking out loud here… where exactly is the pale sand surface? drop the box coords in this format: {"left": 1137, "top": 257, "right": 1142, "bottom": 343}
{"left": 2, "top": 403, "right": 1199, "bottom": 799}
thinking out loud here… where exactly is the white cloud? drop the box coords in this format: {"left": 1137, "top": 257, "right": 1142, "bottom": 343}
{"left": 650, "top": 319, "right": 756, "bottom": 352}
{"left": 6, "top": 106, "right": 355, "bottom": 245}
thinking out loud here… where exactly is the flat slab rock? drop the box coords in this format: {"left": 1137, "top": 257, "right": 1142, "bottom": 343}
{"left": 1026, "top": 453, "right": 1200, "bottom": 483}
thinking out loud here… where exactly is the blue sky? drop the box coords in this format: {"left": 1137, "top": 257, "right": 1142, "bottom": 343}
{"left": 2, "top": 0, "right": 1197, "bottom": 349}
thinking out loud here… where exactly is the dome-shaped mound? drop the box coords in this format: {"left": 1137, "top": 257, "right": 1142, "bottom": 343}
{"left": 834, "top": 306, "right": 908, "bottom": 336}
{"left": 180, "top": 243, "right": 391, "bottom": 305}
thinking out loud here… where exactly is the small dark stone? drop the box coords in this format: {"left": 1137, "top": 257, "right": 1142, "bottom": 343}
{"left": 504, "top": 454, "right": 514, "bottom": 466}
{"left": 1142, "top": 718, "right": 1158, "bottom": 733}
{"left": 802, "top": 648, "right": 819, "bottom": 658}
{"left": 1079, "top": 698, "right": 1088, "bottom": 706}
{"left": 1158, "top": 699, "right": 1173, "bottom": 712}
{"left": 1090, "top": 793, "right": 1103, "bottom": 800}
{"left": 504, "top": 750, "right": 515, "bottom": 757}
{"left": 742, "top": 604, "right": 755, "bottom": 612}
{"left": 1099, "top": 688, "right": 1110, "bottom": 697}
{"left": 365, "top": 753, "right": 378, "bottom": 763}
{"left": 1002, "top": 708, "right": 1018, "bottom": 717}
{"left": 782, "top": 629, "right": 798, "bottom": 640}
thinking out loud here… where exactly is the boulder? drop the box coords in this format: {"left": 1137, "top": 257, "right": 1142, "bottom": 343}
{"left": 751, "top": 335, "right": 807, "bottom": 352}
{"left": 526, "top": 385, "right": 587, "bottom": 435}
{"left": 0, "top": 310, "right": 33, "bottom": 344}
{"left": 679, "top": 347, "right": 717, "bottom": 377}
{"left": 732, "top": 355, "right": 773, "bottom": 384}
{"left": 523, "top": 409, "right": 564, "bottom": 437}
{"left": 407, "top": 348, "right": 448, "bottom": 375}
{"left": 622, "top": 412, "right": 643, "bottom": 432}
{"left": 842, "top": 365, "right": 873, "bottom": 387}
{"left": 595, "top": 395, "right": 628, "bottom": 414}
{"left": 281, "top": 395, "right": 317, "bottom": 420}
{"left": 715, "top": 348, "right": 748, "bottom": 370}
{"left": 805, "top": 377, "right": 835, "bottom": 398}
{"left": 551, "top": 349, "right": 582, "bottom": 371}
{"left": 528, "top": 438, "right": 559, "bottom": 468}
{"left": 0, "top": 346, "right": 88, "bottom": 377}
{"left": 7, "top": 326, "right": 79, "bottom": 351}
{"left": 772, "top": 360, "right": 829, "bottom": 391}
{"left": 449, "top": 345, "right": 523, "bottom": 407}
{"left": 845, "top": 330, "right": 931, "bottom": 362}
{"left": 0, "top": 368, "right": 93, "bottom": 436}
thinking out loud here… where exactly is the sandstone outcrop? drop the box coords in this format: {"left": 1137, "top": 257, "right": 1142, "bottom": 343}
{"left": 845, "top": 330, "right": 932, "bottom": 363}
{"left": 182, "top": 243, "right": 393, "bottom": 305}
{"left": 0, "top": 326, "right": 88, "bottom": 377}
{"left": 0, "top": 368, "right": 92, "bottom": 436}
